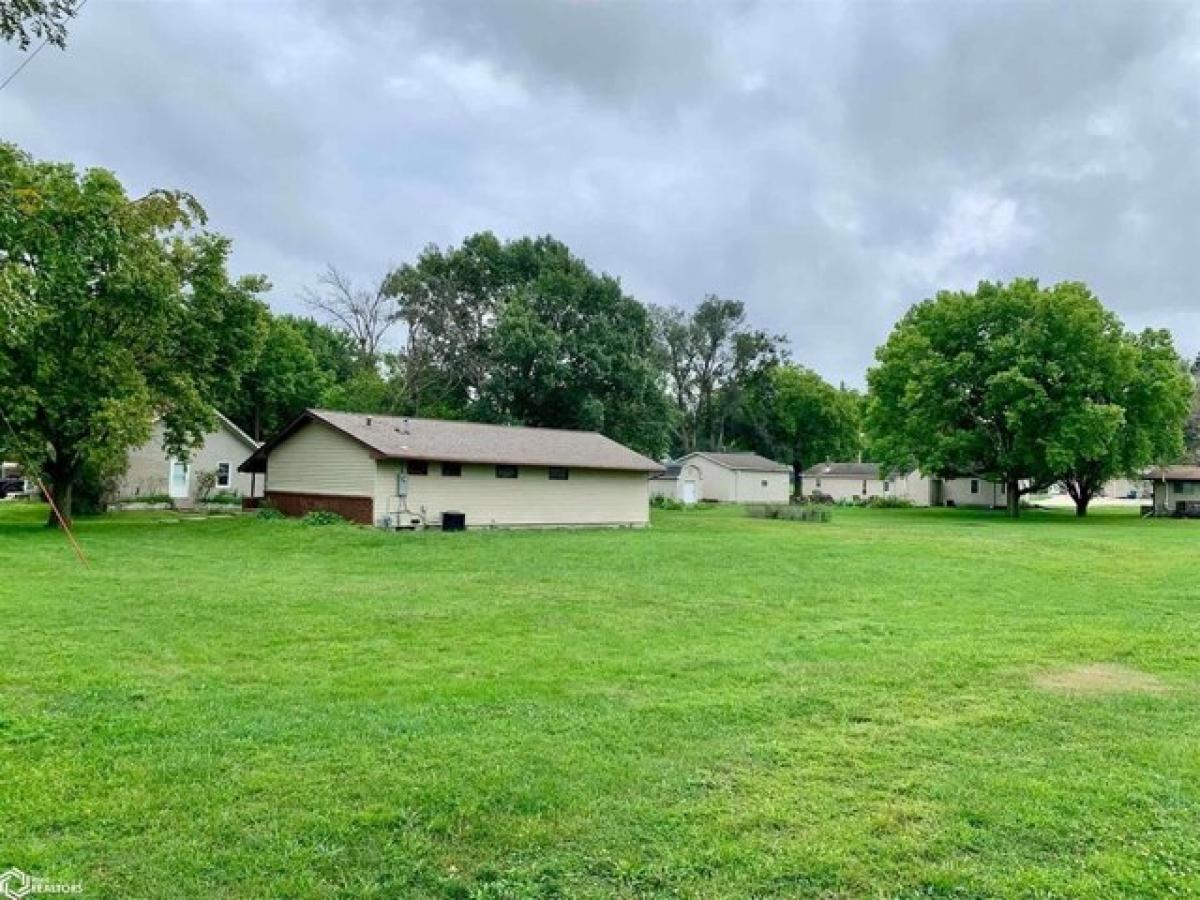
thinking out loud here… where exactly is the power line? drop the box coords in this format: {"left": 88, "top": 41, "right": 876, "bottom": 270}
{"left": 0, "top": 0, "right": 90, "bottom": 94}
{"left": 0, "top": 406, "right": 89, "bottom": 568}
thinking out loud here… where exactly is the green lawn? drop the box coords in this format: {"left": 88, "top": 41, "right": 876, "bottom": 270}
{"left": 3, "top": 502, "right": 1200, "bottom": 898}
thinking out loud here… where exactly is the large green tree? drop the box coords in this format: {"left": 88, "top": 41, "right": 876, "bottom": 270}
{"left": 651, "top": 297, "right": 785, "bottom": 454}
{"left": 867, "top": 279, "right": 1191, "bottom": 517}
{"left": 228, "top": 316, "right": 329, "bottom": 441}
{"left": 739, "top": 365, "right": 861, "bottom": 496}
{"left": 1055, "top": 327, "right": 1191, "bottom": 515}
{"left": 388, "top": 233, "right": 671, "bottom": 455}
{"left": 1183, "top": 353, "right": 1200, "bottom": 464}
{"left": 0, "top": 143, "right": 267, "bottom": 523}
{"left": 283, "top": 314, "right": 361, "bottom": 385}
{"left": 388, "top": 231, "right": 509, "bottom": 416}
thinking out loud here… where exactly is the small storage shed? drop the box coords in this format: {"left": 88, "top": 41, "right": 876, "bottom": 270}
{"left": 671, "top": 452, "right": 790, "bottom": 504}
{"left": 649, "top": 460, "right": 704, "bottom": 504}
{"left": 239, "top": 409, "right": 663, "bottom": 529}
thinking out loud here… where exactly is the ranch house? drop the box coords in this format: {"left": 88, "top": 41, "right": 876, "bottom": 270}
{"left": 239, "top": 409, "right": 663, "bottom": 529}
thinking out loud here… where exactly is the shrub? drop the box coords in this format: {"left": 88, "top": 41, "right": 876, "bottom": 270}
{"left": 301, "top": 509, "right": 345, "bottom": 527}
{"left": 866, "top": 495, "right": 913, "bottom": 509}
{"left": 256, "top": 506, "right": 285, "bottom": 521}
{"left": 118, "top": 493, "right": 173, "bottom": 505}
{"left": 746, "top": 503, "right": 831, "bottom": 523}
{"left": 194, "top": 469, "right": 218, "bottom": 501}
{"left": 651, "top": 496, "right": 686, "bottom": 511}
{"left": 207, "top": 491, "right": 242, "bottom": 505}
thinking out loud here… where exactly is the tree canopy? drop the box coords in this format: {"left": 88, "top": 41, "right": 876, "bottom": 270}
{"left": 867, "top": 279, "right": 1191, "bottom": 516}
{"left": 651, "top": 296, "right": 785, "bottom": 454}
{"left": 386, "top": 233, "right": 672, "bottom": 456}
{"left": 227, "top": 316, "right": 330, "bottom": 442}
{"left": 0, "top": 0, "right": 76, "bottom": 50}
{"left": 0, "top": 142, "right": 267, "bottom": 522}
{"left": 736, "top": 364, "right": 861, "bottom": 494}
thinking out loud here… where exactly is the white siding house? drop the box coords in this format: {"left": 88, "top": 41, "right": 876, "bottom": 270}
{"left": 939, "top": 476, "right": 1007, "bottom": 508}
{"left": 802, "top": 462, "right": 1010, "bottom": 508}
{"left": 115, "top": 412, "right": 262, "bottom": 504}
{"left": 240, "top": 409, "right": 663, "bottom": 529}
{"left": 802, "top": 462, "right": 892, "bottom": 502}
{"left": 652, "top": 452, "right": 790, "bottom": 504}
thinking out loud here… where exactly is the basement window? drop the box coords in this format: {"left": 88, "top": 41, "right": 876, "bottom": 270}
{"left": 407, "top": 460, "right": 429, "bottom": 476}
{"left": 761, "top": 480, "right": 768, "bottom": 487}
{"left": 548, "top": 467, "right": 569, "bottom": 481}
{"left": 441, "top": 462, "right": 462, "bottom": 477}
{"left": 496, "top": 465, "right": 518, "bottom": 479}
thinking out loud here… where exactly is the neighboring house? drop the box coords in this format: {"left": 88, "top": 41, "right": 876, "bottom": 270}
{"left": 802, "top": 462, "right": 1009, "bottom": 508}
{"left": 803, "top": 462, "right": 891, "bottom": 502}
{"left": 115, "top": 412, "right": 263, "bottom": 504}
{"left": 1143, "top": 466, "right": 1200, "bottom": 516}
{"left": 937, "top": 475, "right": 1008, "bottom": 508}
{"left": 658, "top": 452, "right": 790, "bottom": 504}
{"left": 238, "top": 409, "right": 663, "bottom": 528}
{"left": 1101, "top": 477, "right": 1144, "bottom": 499}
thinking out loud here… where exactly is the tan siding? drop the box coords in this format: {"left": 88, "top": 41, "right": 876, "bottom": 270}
{"left": 649, "top": 478, "right": 678, "bottom": 499}
{"left": 679, "top": 454, "right": 788, "bottom": 503}
{"left": 942, "top": 477, "right": 1004, "bottom": 508}
{"left": 685, "top": 456, "right": 736, "bottom": 501}
{"left": 266, "top": 421, "right": 375, "bottom": 498}
{"left": 116, "top": 419, "right": 261, "bottom": 500}
{"left": 891, "top": 471, "right": 933, "bottom": 506}
{"left": 648, "top": 463, "right": 702, "bottom": 503}
{"left": 733, "top": 470, "right": 790, "bottom": 503}
{"left": 375, "top": 461, "right": 649, "bottom": 528}
{"left": 808, "top": 475, "right": 889, "bottom": 502}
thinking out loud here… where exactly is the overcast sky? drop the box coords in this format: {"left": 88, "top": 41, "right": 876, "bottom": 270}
{"left": 4, "top": 0, "right": 1199, "bottom": 385}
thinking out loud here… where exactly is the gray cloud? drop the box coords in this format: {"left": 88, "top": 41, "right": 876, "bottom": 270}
{"left": 3, "top": 0, "right": 1199, "bottom": 385}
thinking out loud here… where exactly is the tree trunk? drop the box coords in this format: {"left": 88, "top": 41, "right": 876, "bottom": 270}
{"left": 1005, "top": 478, "right": 1020, "bottom": 518}
{"left": 44, "top": 463, "right": 74, "bottom": 529}
{"left": 1063, "top": 477, "right": 1093, "bottom": 518}
{"left": 793, "top": 462, "right": 803, "bottom": 501}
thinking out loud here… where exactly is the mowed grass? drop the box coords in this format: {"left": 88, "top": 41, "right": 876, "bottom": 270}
{"left": 3, "top": 503, "right": 1200, "bottom": 898}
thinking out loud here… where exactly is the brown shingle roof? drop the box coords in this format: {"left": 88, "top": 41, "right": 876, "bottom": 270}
{"left": 1144, "top": 465, "right": 1200, "bottom": 481}
{"left": 683, "top": 451, "right": 790, "bottom": 473}
{"left": 242, "top": 409, "right": 663, "bottom": 473}
{"left": 802, "top": 461, "right": 882, "bottom": 478}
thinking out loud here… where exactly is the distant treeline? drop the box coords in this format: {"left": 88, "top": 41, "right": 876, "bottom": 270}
{"left": 227, "top": 232, "right": 864, "bottom": 483}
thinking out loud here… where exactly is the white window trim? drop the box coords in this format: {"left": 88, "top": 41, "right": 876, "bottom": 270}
{"left": 216, "top": 461, "right": 232, "bottom": 489}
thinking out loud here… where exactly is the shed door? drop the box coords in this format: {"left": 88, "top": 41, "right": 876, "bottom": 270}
{"left": 682, "top": 481, "right": 697, "bottom": 504}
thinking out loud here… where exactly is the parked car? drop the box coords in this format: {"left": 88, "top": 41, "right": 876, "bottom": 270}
{"left": 0, "top": 477, "right": 27, "bottom": 499}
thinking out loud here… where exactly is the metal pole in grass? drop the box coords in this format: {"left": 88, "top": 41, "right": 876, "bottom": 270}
{"left": 0, "top": 406, "right": 89, "bottom": 569}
